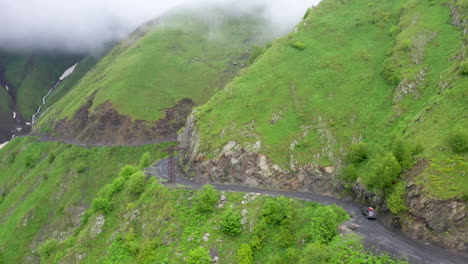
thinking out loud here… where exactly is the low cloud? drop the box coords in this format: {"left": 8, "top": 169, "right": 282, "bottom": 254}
{"left": 0, "top": 0, "right": 320, "bottom": 54}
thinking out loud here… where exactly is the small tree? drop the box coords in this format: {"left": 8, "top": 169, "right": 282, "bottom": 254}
{"left": 119, "top": 165, "right": 137, "bottom": 179}
{"left": 447, "top": 132, "right": 468, "bottom": 154}
{"left": 460, "top": 60, "right": 468, "bottom": 75}
{"left": 194, "top": 185, "right": 219, "bottom": 213}
{"left": 92, "top": 197, "right": 112, "bottom": 215}
{"left": 235, "top": 244, "right": 254, "bottom": 264}
{"left": 187, "top": 247, "right": 211, "bottom": 264}
{"left": 37, "top": 238, "right": 59, "bottom": 262}
{"left": 347, "top": 142, "right": 369, "bottom": 164}
{"left": 261, "top": 196, "right": 295, "bottom": 225}
{"left": 368, "top": 153, "right": 401, "bottom": 193}
{"left": 392, "top": 138, "right": 413, "bottom": 170}
{"left": 387, "top": 182, "right": 408, "bottom": 214}
{"left": 139, "top": 152, "right": 152, "bottom": 169}
{"left": 221, "top": 209, "right": 242, "bottom": 236}
{"left": 128, "top": 171, "right": 146, "bottom": 195}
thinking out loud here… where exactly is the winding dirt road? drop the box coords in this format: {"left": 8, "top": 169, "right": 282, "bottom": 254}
{"left": 147, "top": 158, "right": 468, "bottom": 264}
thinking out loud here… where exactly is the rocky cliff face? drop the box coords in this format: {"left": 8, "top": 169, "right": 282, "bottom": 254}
{"left": 402, "top": 181, "right": 467, "bottom": 253}
{"left": 179, "top": 112, "right": 338, "bottom": 193}
{"left": 46, "top": 96, "right": 196, "bottom": 145}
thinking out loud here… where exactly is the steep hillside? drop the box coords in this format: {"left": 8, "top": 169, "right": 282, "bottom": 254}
{"left": 0, "top": 85, "right": 15, "bottom": 143}
{"left": 0, "top": 52, "right": 89, "bottom": 143}
{"left": 35, "top": 5, "right": 278, "bottom": 145}
{"left": 180, "top": 0, "right": 467, "bottom": 251}
{"left": 30, "top": 169, "right": 406, "bottom": 264}
{"left": 0, "top": 137, "right": 171, "bottom": 263}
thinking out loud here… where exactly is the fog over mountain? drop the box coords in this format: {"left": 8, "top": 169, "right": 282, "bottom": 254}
{"left": 0, "top": 0, "right": 320, "bottom": 54}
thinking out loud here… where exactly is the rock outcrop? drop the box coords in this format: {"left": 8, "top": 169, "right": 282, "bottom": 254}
{"left": 179, "top": 113, "right": 338, "bottom": 192}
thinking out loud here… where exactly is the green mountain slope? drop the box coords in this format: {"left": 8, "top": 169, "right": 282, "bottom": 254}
{"left": 0, "top": 137, "right": 171, "bottom": 263}
{"left": 36, "top": 6, "right": 276, "bottom": 144}
{"left": 180, "top": 0, "right": 467, "bottom": 250}
{"left": 0, "top": 53, "right": 81, "bottom": 119}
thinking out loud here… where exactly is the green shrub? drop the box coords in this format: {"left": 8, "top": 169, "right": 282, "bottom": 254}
{"left": 37, "top": 238, "right": 59, "bottom": 262}
{"left": 305, "top": 206, "right": 340, "bottom": 244}
{"left": 383, "top": 58, "right": 401, "bottom": 84}
{"left": 221, "top": 209, "right": 242, "bottom": 236}
{"left": 460, "top": 61, "right": 468, "bottom": 75}
{"left": 111, "top": 176, "right": 126, "bottom": 193}
{"left": 285, "top": 248, "right": 302, "bottom": 263}
{"left": 392, "top": 138, "right": 414, "bottom": 170}
{"left": 187, "top": 247, "right": 211, "bottom": 264}
{"left": 300, "top": 243, "right": 332, "bottom": 264}
{"left": 400, "top": 39, "right": 412, "bottom": 51}
{"left": 119, "top": 165, "right": 137, "bottom": 179}
{"left": 446, "top": 132, "right": 468, "bottom": 154}
{"left": 76, "top": 162, "right": 87, "bottom": 173}
{"left": 387, "top": 182, "right": 408, "bottom": 214}
{"left": 367, "top": 153, "right": 401, "bottom": 192}
{"left": 249, "top": 235, "right": 263, "bottom": 253}
{"left": 92, "top": 197, "right": 112, "bottom": 215}
{"left": 290, "top": 42, "right": 306, "bottom": 50}
{"left": 388, "top": 25, "right": 399, "bottom": 37}
{"left": 139, "top": 152, "right": 152, "bottom": 169}
{"left": 47, "top": 152, "right": 56, "bottom": 164}
{"left": 303, "top": 8, "right": 311, "bottom": 20}
{"left": 347, "top": 142, "right": 369, "bottom": 164}
{"left": 24, "top": 154, "right": 37, "bottom": 168}
{"left": 262, "top": 196, "right": 295, "bottom": 225}
{"left": 412, "top": 142, "right": 424, "bottom": 156}
{"left": 235, "top": 244, "right": 254, "bottom": 264}
{"left": 341, "top": 165, "right": 357, "bottom": 182}
{"left": 249, "top": 46, "right": 265, "bottom": 64}
{"left": 194, "top": 184, "right": 219, "bottom": 213}
{"left": 128, "top": 171, "right": 146, "bottom": 195}
{"left": 276, "top": 223, "right": 294, "bottom": 248}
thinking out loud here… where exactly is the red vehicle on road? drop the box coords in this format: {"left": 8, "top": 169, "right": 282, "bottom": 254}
{"left": 362, "top": 207, "right": 376, "bottom": 219}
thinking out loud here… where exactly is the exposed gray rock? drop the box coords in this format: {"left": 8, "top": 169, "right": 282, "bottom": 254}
{"left": 90, "top": 215, "right": 105, "bottom": 237}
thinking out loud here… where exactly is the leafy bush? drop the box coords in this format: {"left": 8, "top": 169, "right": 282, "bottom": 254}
{"left": 119, "top": 165, "right": 137, "bottom": 179}
{"left": 367, "top": 153, "right": 401, "bottom": 192}
{"left": 76, "top": 162, "right": 87, "bottom": 173}
{"left": 24, "top": 154, "right": 38, "bottom": 168}
{"left": 47, "top": 152, "right": 56, "bottom": 164}
{"left": 446, "top": 132, "right": 468, "bottom": 154}
{"left": 460, "top": 60, "right": 468, "bottom": 75}
{"left": 111, "top": 176, "right": 126, "bottom": 193}
{"left": 383, "top": 58, "right": 401, "bottom": 84}
{"left": 387, "top": 182, "right": 408, "bottom": 214}
{"left": 347, "top": 142, "right": 369, "bottom": 164}
{"left": 262, "top": 196, "right": 295, "bottom": 225}
{"left": 221, "top": 209, "right": 242, "bottom": 236}
{"left": 128, "top": 171, "right": 146, "bottom": 195}
{"left": 388, "top": 25, "right": 399, "bottom": 37}
{"left": 303, "top": 8, "right": 311, "bottom": 20}
{"left": 187, "top": 247, "right": 211, "bottom": 264}
{"left": 236, "top": 244, "right": 254, "bottom": 264}
{"left": 139, "top": 152, "right": 152, "bottom": 169}
{"left": 249, "top": 235, "right": 263, "bottom": 253}
{"left": 392, "top": 138, "right": 414, "bottom": 170}
{"left": 37, "top": 238, "right": 59, "bottom": 262}
{"left": 300, "top": 243, "right": 332, "bottom": 264}
{"left": 194, "top": 185, "right": 219, "bottom": 213}
{"left": 400, "top": 39, "right": 412, "bottom": 51}
{"left": 290, "top": 42, "right": 306, "bottom": 50}
{"left": 276, "top": 223, "right": 294, "bottom": 247}
{"left": 249, "top": 46, "right": 265, "bottom": 64}
{"left": 305, "top": 206, "right": 340, "bottom": 244}
{"left": 92, "top": 197, "right": 112, "bottom": 215}
{"left": 341, "top": 165, "right": 357, "bottom": 182}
